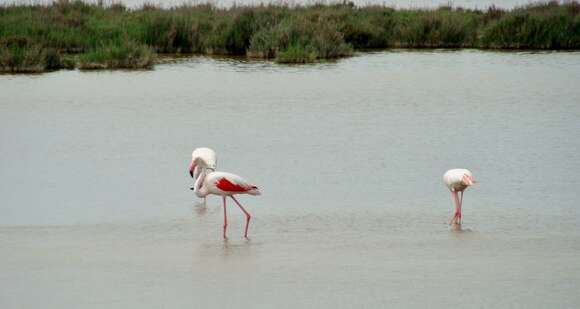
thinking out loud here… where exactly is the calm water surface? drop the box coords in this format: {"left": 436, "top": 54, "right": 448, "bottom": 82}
{"left": 1, "top": 50, "right": 580, "bottom": 308}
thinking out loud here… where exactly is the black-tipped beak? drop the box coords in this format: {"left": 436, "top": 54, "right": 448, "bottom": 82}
{"left": 189, "top": 170, "right": 194, "bottom": 178}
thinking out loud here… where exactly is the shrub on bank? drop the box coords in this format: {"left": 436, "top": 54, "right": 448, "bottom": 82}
{"left": 78, "top": 40, "right": 155, "bottom": 69}
{"left": 481, "top": 2, "right": 580, "bottom": 49}
{"left": 0, "top": 37, "right": 68, "bottom": 72}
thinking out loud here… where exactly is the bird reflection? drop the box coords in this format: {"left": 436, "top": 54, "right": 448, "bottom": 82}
{"left": 450, "top": 222, "right": 472, "bottom": 233}
{"left": 193, "top": 200, "right": 207, "bottom": 216}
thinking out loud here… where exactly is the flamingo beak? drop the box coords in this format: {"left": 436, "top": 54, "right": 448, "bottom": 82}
{"left": 465, "top": 175, "right": 475, "bottom": 186}
{"left": 188, "top": 160, "right": 196, "bottom": 178}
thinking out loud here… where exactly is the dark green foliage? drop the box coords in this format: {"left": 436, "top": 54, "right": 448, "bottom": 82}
{"left": 0, "top": 1, "right": 579, "bottom": 72}
{"left": 392, "top": 10, "right": 479, "bottom": 47}
{"left": 481, "top": 2, "right": 580, "bottom": 48}
{"left": 248, "top": 16, "right": 353, "bottom": 61}
{"left": 0, "top": 36, "right": 65, "bottom": 72}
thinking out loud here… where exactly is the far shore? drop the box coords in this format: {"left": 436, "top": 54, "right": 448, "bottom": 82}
{"left": 1, "top": 0, "right": 579, "bottom": 72}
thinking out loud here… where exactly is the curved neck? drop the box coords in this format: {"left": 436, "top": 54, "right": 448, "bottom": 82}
{"left": 193, "top": 169, "right": 208, "bottom": 198}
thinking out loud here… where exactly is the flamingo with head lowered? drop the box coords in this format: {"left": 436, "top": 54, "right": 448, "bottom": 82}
{"left": 189, "top": 148, "right": 217, "bottom": 203}
{"left": 443, "top": 169, "right": 476, "bottom": 225}
{"left": 190, "top": 157, "right": 260, "bottom": 239}
{"left": 189, "top": 147, "right": 217, "bottom": 179}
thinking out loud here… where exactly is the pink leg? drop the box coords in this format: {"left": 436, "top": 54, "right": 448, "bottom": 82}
{"left": 449, "top": 191, "right": 460, "bottom": 225}
{"left": 222, "top": 196, "right": 228, "bottom": 239}
{"left": 231, "top": 196, "right": 252, "bottom": 238}
{"left": 459, "top": 190, "right": 464, "bottom": 224}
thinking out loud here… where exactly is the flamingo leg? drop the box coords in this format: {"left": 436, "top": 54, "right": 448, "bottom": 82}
{"left": 449, "top": 191, "right": 461, "bottom": 225}
{"left": 231, "top": 195, "right": 252, "bottom": 238}
{"left": 459, "top": 190, "right": 464, "bottom": 224}
{"left": 222, "top": 196, "right": 228, "bottom": 239}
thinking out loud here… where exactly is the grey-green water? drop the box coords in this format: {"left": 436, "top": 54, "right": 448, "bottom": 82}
{"left": 1, "top": 50, "right": 580, "bottom": 308}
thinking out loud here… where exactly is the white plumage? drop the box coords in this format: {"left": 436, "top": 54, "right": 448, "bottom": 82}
{"left": 443, "top": 168, "right": 475, "bottom": 225}
{"left": 190, "top": 147, "right": 217, "bottom": 171}
{"left": 188, "top": 147, "right": 217, "bottom": 203}
{"left": 192, "top": 171, "right": 261, "bottom": 198}
{"left": 443, "top": 168, "right": 474, "bottom": 192}
{"left": 188, "top": 148, "right": 260, "bottom": 239}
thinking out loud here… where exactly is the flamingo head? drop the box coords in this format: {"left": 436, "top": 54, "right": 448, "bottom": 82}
{"left": 462, "top": 174, "right": 476, "bottom": 186}
{"left": 188, "top": 157, "right": 216, "bottom": 178}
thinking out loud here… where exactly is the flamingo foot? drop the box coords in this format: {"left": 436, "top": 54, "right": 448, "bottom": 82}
{"left": 449, "top": 213, "right": 461, "bottom": 226}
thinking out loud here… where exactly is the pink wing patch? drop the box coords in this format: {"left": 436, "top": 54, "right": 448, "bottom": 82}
{"left": 216, "top": 178, "right": 254, "bottom": 192}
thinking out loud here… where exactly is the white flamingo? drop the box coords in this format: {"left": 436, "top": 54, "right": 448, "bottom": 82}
{"left": 443, "top": 169, "right": 476, "bottom": 225}
{"left": 191, "top": 163, "right": 260, "bottom": 239}
{"left": 188, "top": 147, "right": 217, "bottom": 203}
{"left": 188, "top": 147, "right": 217, "bottom": 179}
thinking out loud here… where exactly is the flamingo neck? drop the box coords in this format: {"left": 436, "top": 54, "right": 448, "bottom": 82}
{"left": 193, "top": 169, "right": 209, "bottom": 198}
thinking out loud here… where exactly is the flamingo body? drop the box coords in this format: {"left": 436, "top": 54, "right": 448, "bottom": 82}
{"left": 443, "top": 168, "right": 474, "bottom": 192}
{"left": 195, "top": 171, "right": 260, "bottom": 197}
{"left": 443, "top": 168, "right": 475, "bottom": 226}
{"left": 192, "top": 169, "right": 260, "bottom": 238}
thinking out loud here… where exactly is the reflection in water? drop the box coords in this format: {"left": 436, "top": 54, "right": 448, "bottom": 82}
{"left": 193, "top": 201, "right": 207, "bottom": 216}
{"left": 194, "top": 235, "right": 254, "bottom": 260}
{"left": 221, "top": 237, "right": 253, "bottom": 256}
{"left": 450, "top": 222, "right": 473, "bottom": 233}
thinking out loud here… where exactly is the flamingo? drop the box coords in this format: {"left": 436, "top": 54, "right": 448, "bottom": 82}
{"left": 443, "top": 169, "right": 476, "bottom": 225}
{"left": 188, "top": 147, "right": 217, "bottom": 203}
{"left": 189, "top": 147, "right": 217, "bottom": 179}
{"left": 191, "top": 162, "right": 260, "bottom": 239}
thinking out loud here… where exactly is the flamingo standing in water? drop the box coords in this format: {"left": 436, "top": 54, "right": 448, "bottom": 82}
{"left": 443, "top": 169, "right": 476, "bottom": 225}
{"left": 188, "top": 147, "right": 217, "bottom": 203}
{"left": 189, "top": 147, "right": 217, "bottom": 179}
{"left": 191, "top": 159, "right": 260, "bottom": 238}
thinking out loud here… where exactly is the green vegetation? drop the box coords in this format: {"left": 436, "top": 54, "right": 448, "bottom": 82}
{"left": 1, "top": 0, "right": 579, "bottom": 72}
{"left": 78, "top": 40, "right": 155, "bottom": 69}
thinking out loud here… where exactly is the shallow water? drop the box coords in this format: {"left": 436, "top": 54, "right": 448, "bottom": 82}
{"left": 1, "top": 50, "right": 580, "bottom": 308}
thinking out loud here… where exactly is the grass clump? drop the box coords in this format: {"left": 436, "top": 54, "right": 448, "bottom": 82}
{"left": 392, "top": 10, "right": 479, "bottom": 47}
{"left": 78, "top": 40, "right": 155, "bottom": 69}
{"left": 0, "top": 37, "right": 66, "bottom": 72}
{"left": 275, "top": 45, "right": 317, "bottom": 63}
{"left": 249, "top": 16, "right": 353, "bottom": 62}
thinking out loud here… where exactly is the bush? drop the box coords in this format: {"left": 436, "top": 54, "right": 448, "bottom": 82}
{"left": 78, "top": 40, "right": 155, "bottom": 69}
{"left": 249, "top": 17, "right": 353, "bottom": 60}
{"left": 0, "top": 37, "right": 65, "bottom": 72}
{"left": 275, "top": 44, "right": 317, "bottom": 63}
{"left": 481, "top": 6, "right": 580, "bottom": 49}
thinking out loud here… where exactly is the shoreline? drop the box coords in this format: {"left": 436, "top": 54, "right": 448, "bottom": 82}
{"left": 1, "top": 0, "right": 579, "bottom": 72}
